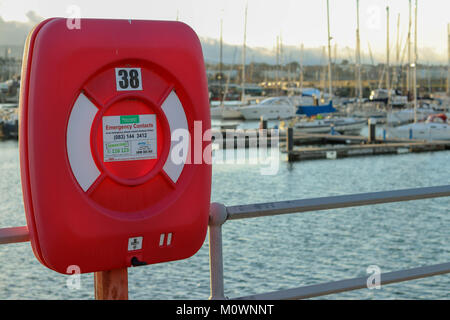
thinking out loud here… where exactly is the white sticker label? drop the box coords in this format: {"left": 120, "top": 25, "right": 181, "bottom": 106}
{"left": 102, "top": 114, "right": 157, "bottom": 162}
{"left": 128, "top": 237, "right": 143, "bottom": 251}
{"left": 115, "top": 68, "right": 143, "bottom": 91}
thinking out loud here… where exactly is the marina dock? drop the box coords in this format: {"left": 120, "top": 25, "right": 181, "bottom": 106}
{"left": 211, "top": 128, "right": 450, "bottom": 162}
{"left": 284, "top": 140, "right": 450, "bottom": 162}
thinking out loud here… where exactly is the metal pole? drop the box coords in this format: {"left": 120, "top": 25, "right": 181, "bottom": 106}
{"left": 208, "top": 203, "right": 228, "bottom": 300}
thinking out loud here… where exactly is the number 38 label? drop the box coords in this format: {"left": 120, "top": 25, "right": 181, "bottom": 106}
{"left": 115, "top": 68, "right": 143, "bottom": 91}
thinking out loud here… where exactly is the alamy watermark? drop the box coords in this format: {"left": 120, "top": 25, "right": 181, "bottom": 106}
{"left": 66, "top": 265, "right": 81, "bottom": 290}
{"left": 66, "top": 5, "right": 81, "bottom": 30}
{"left": 167, "top": 121, "right": 280, "bottom": 176}
{"left": 366, "top": 265, "right": 381, "bottom": 290}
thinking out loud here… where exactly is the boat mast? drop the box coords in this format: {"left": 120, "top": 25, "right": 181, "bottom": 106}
{"left": 280, "top": 33, "right": 284, "bottom": 92}
{"left": 447, "top": 23, "right": 450, "bottom": 97}
{"left": 394, "top": 13, "right": 401, "bottom": 90}
{"left": 299, "top": 43, "right": 304, "bottom": 94}
{"left": 407, "top": 0, "right": 412, "bottom": 97}
{"left": 221, "top": 48, "right": 238, "bottom": 107}
{"left": 322, "top": 46, "right": 327, "bottom": 96}
{"left": 427, "top": 62, "right": 431, "bottom": 95}
{"left": 326, "top": 0, "right": 333, "bottom": 101}
{"left": 276, "top": 36, "right": 280, "bottom": 95}
{"left": 355, "top": 0, "right": 363, "bottom": 107}
{"left": 241, "top": 2, "right": 248, "bottom": 104}
{"left": 413, "top": 0, "right": 418, "bottom": 123}
{"left": 219, "top": 17, "right": 223, "bottom": 99}
{"left": 386, "top": 6, "right": 391, "bottom": 108}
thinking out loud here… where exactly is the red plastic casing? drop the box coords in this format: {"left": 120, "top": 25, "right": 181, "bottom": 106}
{"left": 19, "top": 18, "right": 211, "bottom": 274}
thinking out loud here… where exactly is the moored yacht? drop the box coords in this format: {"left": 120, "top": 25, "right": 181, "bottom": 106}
{"left": 369, "top": 89, "right": 408, "bottom": 107}
{"left": 210, "top": 101, "right": 244, "bottom": 120}
{"left": 239, "top": 97, "right": 296, "bottom": 120}
{"left": 387, "top": 113, "right": 450, "bottom": 140}
{"left": 293, "top": 101, "right": 366, "bottom": 135}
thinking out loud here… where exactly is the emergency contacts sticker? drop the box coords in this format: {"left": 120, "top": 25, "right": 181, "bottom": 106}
{"left": 102, "top": 114, "right": 157, "bottom": 162}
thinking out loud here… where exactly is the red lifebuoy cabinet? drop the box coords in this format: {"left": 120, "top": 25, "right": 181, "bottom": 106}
{"left": 19, "top": 18, "right": 211, "bottom": 274}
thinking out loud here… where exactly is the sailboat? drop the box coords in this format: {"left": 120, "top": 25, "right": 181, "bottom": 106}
{"left": 211, "top": 4, "right": 251, "bottom": 120}
{"left": 387, "top": 113, "right": 450, "bottom": 140}
{"left": 290, "top": 0, "right": 365, "bottom": 135}
{"left": 239, "top": 96, "right": 296, "bottom": 120}
{"left": 210, "top": 13, "right": 246, "bottom": 120}
{"left": 387, "top": 1, "right": 450, "bottom": 140}
{"left": 293, "top": 100, "right": 366, "bottom": 134}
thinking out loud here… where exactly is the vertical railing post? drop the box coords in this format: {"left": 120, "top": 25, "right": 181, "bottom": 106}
{"left": 208, "top": 202, "right": 228, "bottom": 300}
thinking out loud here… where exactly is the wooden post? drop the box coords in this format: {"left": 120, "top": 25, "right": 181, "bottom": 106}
{"left": 368, "top": 119, "right": 376, "bottom": 143}
{"left": 259, "top": 116, "right": 267, "bottom": 130}
{"left": 94, "top": 268, "right": 129, "bottom": 300}
{"left": 287, "top": 127, "right": 294, "bottom": 162}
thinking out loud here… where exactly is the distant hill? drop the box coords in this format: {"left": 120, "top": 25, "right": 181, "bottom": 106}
{"left": 200, "top": 37, "right": 448, "bottom": 66}
{"left": 0, "top": 11, "right": 447, "bottom": 65}
{"left": 200, "top": 37, "right": 327, "bottom": 65}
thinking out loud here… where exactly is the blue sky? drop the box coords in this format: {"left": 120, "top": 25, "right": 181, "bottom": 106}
{"left": 0, "top": 0, "right": 448, "bottom": 59}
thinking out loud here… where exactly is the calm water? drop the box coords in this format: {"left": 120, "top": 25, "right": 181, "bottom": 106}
{"left": 0, "top": 137, "right": 449, "bottom": 299}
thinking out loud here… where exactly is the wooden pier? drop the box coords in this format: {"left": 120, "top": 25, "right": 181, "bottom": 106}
{"left": 211, "top": 129, "right": 381, "bottom": 149}
{"left": 282, "top": 126, "right": 450, "bottom": 161}
{"left": 211, "top": 128, "right": 450, "bottom": 162}
{"left": 284, "top": 140, "right": 450, "bottom": 162}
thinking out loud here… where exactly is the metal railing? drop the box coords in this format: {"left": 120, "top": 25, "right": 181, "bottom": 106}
{"left": 0, "top": 185, "right": 449, "bottom": 299}
{"left": 208, "top": 185, "right": 450, "bottom": 300}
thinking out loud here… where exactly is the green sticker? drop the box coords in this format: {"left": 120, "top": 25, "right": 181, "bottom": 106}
{"left": 120, "top": 115, "right": 140, "bottom": 124}
{"left": 106, "top": 142, "right": 130, "bottom": 155}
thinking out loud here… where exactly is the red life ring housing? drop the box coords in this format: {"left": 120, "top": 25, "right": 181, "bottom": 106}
{"left": 19, "top": 18, "right": 211, "bottom": 274}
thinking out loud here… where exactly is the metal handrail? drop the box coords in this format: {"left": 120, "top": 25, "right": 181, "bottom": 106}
{"left": 0, "top": 185, "right": 449, "bottom": 300}
{"left": 208, "top": 185, "right": 450, "bottom": 300}
{"left": 235, "top": 262, "right": 450, "bottom": 300}
{"left": 226, "top": 185, "right": 450, "bottom": 220}
{"left": 0, "top": 226, "right": 29, "bottom": 245}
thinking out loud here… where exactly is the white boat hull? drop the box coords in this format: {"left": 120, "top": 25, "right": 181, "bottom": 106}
{"left": 387, "top": 108, "right": 435, "bottom": 125}
{"left": 294, "top": 119, "right": 366, "bottom": 135}
{"left": 387, "top": 122, "right": 450, "bottom": 140}
{"left": 210, "top": 106, "right": 243, "bottom": 120}
{"left": 240, "top": 105, "right": 294, "bottom": 120}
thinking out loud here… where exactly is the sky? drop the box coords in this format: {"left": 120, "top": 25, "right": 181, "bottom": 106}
{"left": 0, "top": 0, "right": 448, "bottom": 63}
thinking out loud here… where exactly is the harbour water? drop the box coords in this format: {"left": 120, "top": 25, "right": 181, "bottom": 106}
{"left": 0, "top": 137, "right": 449, "bottom": 299}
